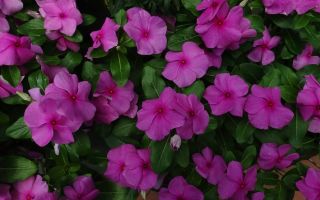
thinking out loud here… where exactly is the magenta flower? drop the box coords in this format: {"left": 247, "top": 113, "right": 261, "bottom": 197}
{"left": 192, "top": 147, "right": 226, "bottom": 185}
{"left": 92, "top": 71, "right": 136, "bottom": 124}
{"left": 206, "top": 48, "right": 224, "bottom": 69}
{"left": 0, "top": 12, "right": 9, "bottom": 33}
{"left": 0, "top": 0, "right": 23, "bottom": 15}
{"left": 245, "top": 85, "right": 294, "bottom": 130}
{"left": 258, "top": 143, "right": 299, "bottom": 170}
{"left": 204, "top": 73, "right": 249, "bottom": 117}
{"left": 248, "top": 27, "right": 280, "bottom": 66}
{"left": 36, "top": 56, "right": 68, "bottom": 82}
{"left": 297, "top": 75, "right": 320, "bottom": 133}
{"left": 174, "top": 93, "right": 209, "bottom": 140}
{"left": 86, "top": 18, "right": 119, "bottom": 59}
{"left": 24, "top": 98, "right": 81, "bottom": 147}
{"left": 123, "top": 148, "right": 158, "bottom": 190}
{"left": 0, "top": 33, "right": 37, "bottom": 66}
{"left": 295, "top": 0, "right": 318, "bottom": 14}
{"left": 195, "top": 6, "right": 255, "bottom": 49}
{"left": 104, "top": 144, "right": 137, "bottom": 187}
{"left": 162, "top": 42, "right": 209, "bottom": 88}
{"left": 45, "top": 71, "right": 96, "bottom": 123}
{"left": 196, "top": 0, "right": 228, "bottom": 24}
{"left": 218, "top": 161, "right": 257, "bottom": 200}
{"left": 12, "top": 175, "right": 49, "bottom": 200}
{"left": 124, "top": 7, "right": 167, "bottom": 55}
{"left": 293, "top": 44, "right": 320, "bottom": 70}
{"left": 0, "top": 184, "right": 11, "bottom": 200}
{"left": 46, "top": 31, "right": 79, "bottom": 52}
{"left": 64, "top": 176, "right": 99, "bottom": 200}
{"left": 136, "top": 87, "right": 185, "bottom": 141}
{"left": 0, "top": 76, "right": 23, "bottom": 98}
{"left": 296, "top": 168, "right": 320, "bottom": 200}
{"left": 159, "top": 176, "right": 204, "bottom": 200}
{"left": 37, "top": 0, "right": 82, "bottom": 36}
{"left": 262, "top": 0, "right": 295, "bottom": 15}
{"left": 252, "top": 192, "right": 265, "bottom": 200}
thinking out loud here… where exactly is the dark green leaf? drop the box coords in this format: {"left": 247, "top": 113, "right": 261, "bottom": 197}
{"left": 293, "top": 14, "right": 311, "bottom": 29}
{"left": 110, "top": 51, "right": 131, "bottom": 86}
{"left": 241, "top": 145, "right": 257, "bottom": 169}
{"left": 247, "top": 15, "right": 264, "bottom": 32}
{"left": 65, "top": 31, "right": 83, "bottom": 43}
{"left": 71, "top": 132, "right": 91, "bottom": 156}
{"left": 276, "top": 63, "right": 299, "bottom": 86}
{"left": 183, "top": 80, "right": 205, "bottom": 98}
{"left": 83, "top": 14, "right": 96, "bottom": 26}
{"left": 176, "top": 142, "right": 189, "bottom": 168}
{"left": 151, "top": 137, "right": 174, "bottom": 173}
{"left": 17, "top": 19, "right": 45, "bottom": 36}
{"left": 1, "top": 66, "right": 20, "bottom": 87}
{"left": 115, "top": 9, "right": 127, "bottom": 26}
{"left": 112, "top": 118, "right": 137, "bottom": 137}
{"left": 234, "top": 120, "right": 255, "bottom": 144}
{"left": 61, "top": 52, "right": 82, "bottom": 72}
{"left": 0, "top": 156, "right": 37, "bottom": 183}
{"left": 168, "top": 26, "right": 200, "bottom": 51}
{"left": 28, "top": 70, "right": 49, "bottom": 91}
{"left": 141, "top": 66, "right": 165, "bottom": 99}
{"left": 280, "top": 85, "right": 299, "bottom": 103}
{"left": 90, "top": 48, "right": 107, "bottom": 59}
{"left": 6, "top": 117, "right": 31, "bottom": 139}
{"left": 181, "top": 0, "right": 201, "bottom": 15}
{"left": 260, "top": 68, "right": 281, "bottom": 87}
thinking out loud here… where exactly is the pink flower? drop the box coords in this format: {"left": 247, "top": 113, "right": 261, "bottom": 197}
{"left": 36, "top": 56, "right": 68, "bottom": 82}
{"left": 196, "top": 0, "right": 228, "bottom": 24}
{"left": 174, "top": 93, "right": 209, "bottom": 140}
{"left": 159, "top": 176, "right": 204, "bottom": 200}
{"left": 37, "top": 0, "right": 82, "bottom": 36}
{"left": 295, "top": 0, "right": 318, "bottom": 14}
{"left": 45, "top": 71, "right": 96, "bottom": 123}
{"left": 104, "top": 144, "right": 158, "bottom": 190}
{"left": 207, "top": 48, "right": 224, "bottom": 68}
{"left": 296, "top": 168, "right": 320, "bottom": 200}
{"left": 195, "top": 5, "right": 255, "bottom": 49}
{"left": 46, "top": 31, "right": 79, "bottom": 52}
{"left": 92, "top": 71, "right": 137, "bottom": 124}
{"left": 12, "top": 175, "right": 49, "bottom": 200}
{"left": 123, "top": 148, "right": 158, "bottom": 190}
{"left": 86, "top": 18, "right": 119, "bottom": 59}
{"left": 0, "top": 33, "right": 37, "bottom": 66}
{"left": 297, "top": 75, "right": 320, "bottom": 133}
{"left": 252, "top": 192, "right": 265, "bottom": 200}
{"left": 192, "top": 147, "right": 226, "bottom": 185}
{"left": 162, "top": 42, "right": 209, "bottom": 88}
{"left": 124, "top": 7, "right": 167, "bottom": 55}
{"left": 262, "top": 0, "right": 295, "bottom": 15}
{"left": 0, "top": 184, "right": 11, "bottom": 200}
{"left": 136, "top": 87, "right": 185, "bottom": 141}
{"left": 218, "top": 161, "right": 257, "bottom": 200}
{"left": 248, "top": 27, "right": 280, "bottom": 66}
{"left": 24, "top": 98, "right": 81, "bottom": 147}
{"left": 293, "top": 44, "right": 320, "bottom": 70}
{"left": 258, "top": 143, "right": 299, "bottom": 170}
{"left": 0, "top": 76, "right": 23, "bottom": 98}
{"left": 204, "top": 73, "right": 249, "bottom": 117}
{"left": 245, "top": 85, "right": 294, "bottom": 130}
{"left": 0, "top": 0, "right": 23, "bottom": 15}
{"left": 63, "top": 176, "right": 99, "bottom": 200}
{"left": 0, "top": 12, "right": 9, "bottom": 33}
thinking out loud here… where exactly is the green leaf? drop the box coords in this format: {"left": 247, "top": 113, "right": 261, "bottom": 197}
{"left": 17, "top": 19, "right": 45, "bottom": 36}
{"left": 283, "top": 174, "right": 300, "bottom": 189}
{"left": 81, "top": 61, "right": 101, "bottom": 86}
{"left": 168, "top": 26, "right": 201, "bottom": 51}
{"left": 71, "top": 132, "right": 91, "bottom": 156}
{"left": 257, "top": 171, "right": 279, "bottom": 185}
{"left": 283, "top": 109, "right": 308, "bottom": 148}
{"left": 280, "top": 85, "right": 299, "bottom": 103}
{"left": 90, "top": 48, "right": 107, "bottom": 59}
{"left": 112, "top": 118, "right": 137, "bottom": 137}
{"left": 241, "top": 145, "right": 257, "bottom": 169}
{"left": 182, "top": 80, "right": 205, "bottom": 98}
{"left": 234, "top": 63, "right": 264, "bottom": 84}
{"left": 151, "top": 137, "right": 174, "bottom": 173}
{"left": 176, "top": 142, "right": 189, "bottom": 168}
{"left": 234, "top": 120, "right": 255, "bottom": 144}
{"left": 260, "top": 68, "right": 281, "bottom": 87}
{"left": 1, "top": 66, "right": 20, "bottom": 87}
{"left": 110, "top": 51, "right": 131, "bottom": 86}
{"left": 40, "top": 55, "right": 61, "bottom": 65}
{"left": 83, "top": 14, "right": 96, "bottom": 26}
{"left": 61, "top": 52, "right": 82, "bottom": 72}
{"left": 293, "top": 14, "right": 311, "bottom": 29}
{"left": 65, "top": 31, "right": 83, "bottom": 43}
{"left": 115, "top": 9, "right": 127, "bottom": 26}
{"left": 141, "top": 66, "right": 165, "bottom": 99}
{"left": 181, "top": 0, "right": 201, "bottom": 15}
{"left": 0, "top": 111, "right": 9, "bottom": 124}
{"left": 28, "top": 70, "right": 49, "bottom": 91}
{"left": 247, "top": 15, "right": 264, "bottom": 32}
{"left": 276, "top": 63, "right": 299, "bottom": 86}
{"left": 144, "top": 58, "right": 166, "bottom": 73}
{"left": 284, "top": 31, "right": 303, "bottom": 54}
{"left": 0, "top": 156, "right": 37, "bottom": 183}
{"left": 6, "top": 117, "right": 31, "bottom": 139}
{"left": 300, "top": 25, "right": 320, "bottom": 49}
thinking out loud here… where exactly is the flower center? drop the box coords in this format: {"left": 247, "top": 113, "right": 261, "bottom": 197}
{"left": 14, "top": 41, "right": 21, "bottom": 47}
{"left": 206, "top": 162, "right": 212, "bottom": 168}
{"left": 142, "top": 31, "right": 150, "bottom": 38}
{"left": 26, "top": 194, "right": 34, "bottom": 200}
{"left": 108, "top": 89, "right": 114, "bottom": 95}
{"left": 179, "top": 59, "right": 187, "bottom": 65}
{"left": 157, "top": 107, "right": 164, "bottom": 114}
{"left": 212, "top": 2, "right": 218, "bottom": 8}
{"left": 216, "top": 19, "right": 224, "bottom": 26}
{"left": 120, "top": 163, "right": 125, "bottom": 172}
{"left": 188, "top": 111, "right": 195, "bottom": 117}
{"left": 261, "top": 44, "right": 268, "bottom": 49}
{"left": 316, "top": 105, "right": 320, "bottom": 110}
{"left": 59, "top": 13, "right": 66, "bottom": 18}
{"left": 96, "top": 32, "right": 103, "bottom": 40}
{"left": 177, "top": 197, "right": 184, "bottom": 200}
{"left": 266, "top": 100, "right": 274, "bottom": 108}
{"left": 143, "top": 162, "right": 149, "bottom": 169}
{"left": 224, "top": 92, "right": 231, "bottom": 98}
{"left": 240, "top": 182, "right": 246, "bottom": 189}
{"left": 70, "top": 95, "right": 77, "bottom": 101}
{"left": 50, "top": 120, "right": 57, "bottom": 126}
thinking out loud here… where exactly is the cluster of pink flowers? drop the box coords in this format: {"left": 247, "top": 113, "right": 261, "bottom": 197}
{"left": 205, "top": 73, "right": 294, "bottom": 130}
{"left": 36, "top": 0, "right": 82, "bottom": 52}
{"left": 195, "top": 0, "right": 256, "bottom": 52}
{"left": 104, "top": 144, "right": 158, "bottom": 190}
{"left": 297, "top": 75, "right": 320, "bottom": 133}
{"left": 0, "top": 0, "right": 23, "bottom": 32}
{"left": 297, "top": 168, "right": 320, "bottom": 199}
{"left": 136, "top": 87, "right": 209, "bottom": 140}
{"left": 262, "top": 0, "right": 320, "bottom": 15}
{"left": 24, "top": 71, "right": 96, "bottom": 147}
{"left": 92, "top": 71, "right": 138, "bottom": 124}
{"left": 0, "top": 175, "right": 98, "bottom": 200}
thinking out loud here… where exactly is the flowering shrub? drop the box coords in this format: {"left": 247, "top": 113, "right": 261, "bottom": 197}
{"left": 1, "top": 0, "right": 320, "bottom": 199}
